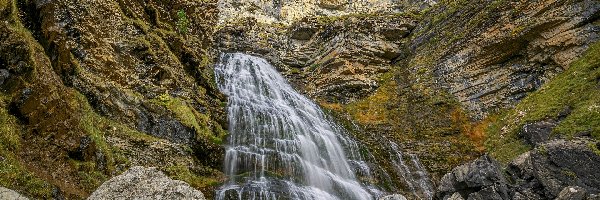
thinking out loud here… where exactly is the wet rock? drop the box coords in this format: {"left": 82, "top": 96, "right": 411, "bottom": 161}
{"left": 0, "top": 187, "right": 29, "bottom": 200}
{"left": 88, "top": 166, "right": 205, "bottom": 200}
{"left": 379, "top": 194, "right": 408, "bottom": 200}
{"left": 436, "top": 155, "right": 508, "bottom": 199}
{"left": 555, "top": 186, "right": 587, "bottom": 200}
{"left": 0, "top": 69, "right": 8, "bottom": 85}
{"left": 519, "top": 119, "right": 558, "bottom": 146}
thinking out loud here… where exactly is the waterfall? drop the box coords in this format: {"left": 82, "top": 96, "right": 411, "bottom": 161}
{"left": 214, "top": 53, "right": 374, "bottom": 200}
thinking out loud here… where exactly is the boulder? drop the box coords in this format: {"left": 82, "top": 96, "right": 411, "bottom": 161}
{"left": 88, "top": 166, "right": 205, "bottom": 200}
{"left": 0, "top": 69, "right": 8, "bottom": 85}
{"left": 436, "top": 155, "right": 509, "bottom": 200}
{"left": 379, "top": 194, "right": 408, "bottom": 200}
{"left": 438, "top": 138, "right": 600, "bottom": 200}
{"left": 530, "top": 139, "right": 600, "bottom": 198}
{"left": 519, "top": 120, "right": 558, "bottom": 146}
{"left": 555, "top": 186, "right": 587, "bottom": 200}
{"left": 447, "top": 192, "right": 464, "bottom": 200}
{"left": 0, "top": 187, "right": 29, "bottom": 200}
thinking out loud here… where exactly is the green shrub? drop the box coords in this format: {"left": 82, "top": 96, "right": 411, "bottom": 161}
{"left": 176, "top": 10, "right": 189, "bottom": 34}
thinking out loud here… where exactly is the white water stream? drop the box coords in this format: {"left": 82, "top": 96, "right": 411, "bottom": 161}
{"left": 214, "top": 53, "right": 432, "bottom": 200}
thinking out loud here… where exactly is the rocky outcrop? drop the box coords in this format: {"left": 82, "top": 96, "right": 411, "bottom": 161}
{"left": 0, "top": 187, "right": 29, "bottom": 200}
{"left": 88, "top": 166, "right": 205, "bottom": 200}
{"left": 436, "top": 138, "right": 600, "bottom": 200}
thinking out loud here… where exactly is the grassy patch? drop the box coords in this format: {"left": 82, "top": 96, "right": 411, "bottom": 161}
{"left": 345, "top": 72, "right": 395, "bottom": 125}
{"left": 588, "top": 142, "right": 600, "bottom": 156}
{"left": 326, "top": 67, "right": 482, "bottom": 184}
{"left": 485, "top": 41, "right": 600, "bottom": 163}
{"left": 0, "top": 96, "right": 53, "bottom": 198}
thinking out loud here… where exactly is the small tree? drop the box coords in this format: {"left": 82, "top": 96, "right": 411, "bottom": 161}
{"left": 176, "top": 9, "right": 189, "bottom": 34}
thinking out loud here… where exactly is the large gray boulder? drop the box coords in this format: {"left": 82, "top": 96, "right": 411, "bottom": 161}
{"left": 436, "top": 138, "right": 600, "bottom": 200}
{"left": 0, "top": 187, "right": 29, "bottom": 200}
{"left": 88, "top": 166, "right": 205, "bottom": 200}
{"left": 528, "top": 139, "right": 600, "bottom": 198}
{"left": 436, "top": 155, "right": 509, "bottom": 200}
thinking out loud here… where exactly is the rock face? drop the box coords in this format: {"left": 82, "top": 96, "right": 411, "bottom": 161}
{"left": 410, "top": 0, "right": 600, "bottom": 119}
{"left": 217, "top": 0, "right": 435, "bottom": 25}
{"left": 0, "top": 187, "right": 29, "bottom": 200}
{"left": 217, "top": 15, "right": 417, "bottom": 103}
{"left": 88, "top": 166, "right": 205, "bottom": 200}
{"left": 436, "top": 138, "right": 600, "bottom": 200}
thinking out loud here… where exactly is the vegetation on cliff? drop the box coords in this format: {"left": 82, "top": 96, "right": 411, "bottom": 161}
{"left": 486, "top": 41, "right": 600, "bottom": 163}
{"left": 1, "top": 0, "right": 226, "bottom": 198}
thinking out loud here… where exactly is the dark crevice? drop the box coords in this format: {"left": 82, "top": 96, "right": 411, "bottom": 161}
{"left": 7, "top": 88, "right": 32, "bottom": 123}
{"left": 16, "top": 0, "right": 44, "bottom": 46}
{"left": 17, "top": 1, "right": 83, "bottom": 88}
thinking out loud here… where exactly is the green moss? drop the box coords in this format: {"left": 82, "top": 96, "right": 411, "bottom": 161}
{"left": 485, "top": 41, "right": 600, "bottom": 162}
{"left": 0, "top": 154, "right": 53, "bottom": 198}
{"left": 163, "top": 165, "right": 221, "bottom": 188}
{"left": 176, "top": 9, "right": 189, "bottom": 34}
{"left": 289, "top": 67, "right": 301, "bottom": 74}
{"left": 561, "top": 169, "right": 577, "bottom": 179}
{"left": 588, "top": 142, "right": 600, "bottom": 156}
{"left": 152, "top": 93, "right": 225, "bottom": 144}
{"left": 69, "top": 160, "right": 108, "bottom": 191}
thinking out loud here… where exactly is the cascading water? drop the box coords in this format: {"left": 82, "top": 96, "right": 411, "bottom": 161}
{"left": 214, "top": 53, "right": 374, "bottom": 200}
